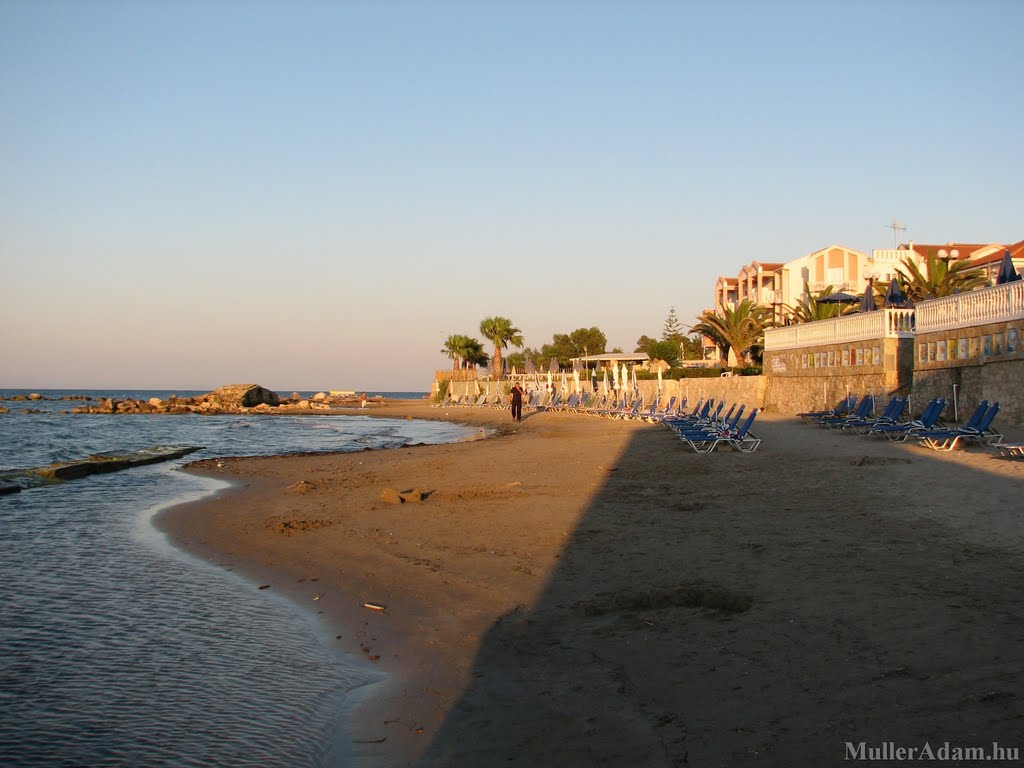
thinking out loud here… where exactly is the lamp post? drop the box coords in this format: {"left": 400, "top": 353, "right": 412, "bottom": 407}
{"left": 936, "top": 249, "right": 960, "bottom": 292}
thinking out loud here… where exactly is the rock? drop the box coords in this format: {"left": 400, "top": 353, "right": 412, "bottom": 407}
{"left": 0, "top": 406, "right": 7, "bottom": 413}
{"left": 312, "top": 392, "right": 327, "bottom": 401}
{"left": 29, "top": 446, "right": 203, "bottom": 481}
{"left": 0, "top": 479, "right": 22, "bottom": 495}
{"left": 381, "top": 487, "right": 428, "bottom": 504}
{"left": 201, "top": 384, "right": 280, "bottom": 409}
{"left": 28, "top": 393, "right": 44, "bottom": 400}
{"left": 380, "top": 487, "right": 403, "bottom": 504}
{"left": 148, "top": 398, "right": 163, "bottom": 408}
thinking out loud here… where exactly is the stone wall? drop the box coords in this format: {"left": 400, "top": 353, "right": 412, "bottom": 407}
{"left": 762, "top": 337, "right": 913, "bottom": 416}
{"left": 913, "top": 318, "right": 1024, "bottom": 425}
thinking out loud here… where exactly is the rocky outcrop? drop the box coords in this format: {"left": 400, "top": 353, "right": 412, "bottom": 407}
{"left": 68, "top": 385, "right": 284, "bottom": 415}
{"left": 203, "top": 384, "right": 281, "bottom": 408}
{"left": 1, "top": 446, "right": 202, "bottom": 489}
{"left": 31, "top": 385, "right": 385, "bottom": 416}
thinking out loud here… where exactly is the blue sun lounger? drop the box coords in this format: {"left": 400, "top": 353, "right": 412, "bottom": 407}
{"left": 817, "top": 395, "right": 874, "bottom": 429}
{"left": 865, "top": 398, "right": 947, "bottom": 441}
{"left": 799, "top": 395, "right": 856, "bottom": 424}
{"left": 681, "top": 409, "right": 761, "bottom": 453}
{"left": 916, "top": 402, "right": 1002, "bottom": 451}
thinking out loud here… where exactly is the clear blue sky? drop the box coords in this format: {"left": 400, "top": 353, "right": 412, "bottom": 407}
{"left": 2, "top": 0, "right": 1021, "bottom": 391}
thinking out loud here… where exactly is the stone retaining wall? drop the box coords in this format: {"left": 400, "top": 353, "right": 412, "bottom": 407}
{"left": 762, "top": 337, "right": 914, "bottom": 416}
{"left": 913, "top": 318, "right": 1024, "bottom": 425}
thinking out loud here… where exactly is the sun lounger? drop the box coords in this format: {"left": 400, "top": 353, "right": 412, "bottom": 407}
{"left": 663, "top": 398, "right": 713, "bottom": 429}
{"left": 846, "top": 396, "right": 908, "bottom": 433}
{"left": 680, "top": 409, "right": 761, "bottom": 453}
{"left": 992, "top": 441, "right": 1024, "bottom": 459}
{"left": 865, "top": 398, "right": 947, "bottom": 441}
{"left": 646, "top": 396, "right": 679, "bottom": 423}
{"left": 669, "top": 404, "right": 746, "bottom": 440}
{"left": 817, "top": 395, "right": 875, "bottom": 429}
{"left": 799, "top": 395, "right": 857, "bottom": 424}
{"left": 916, "top": 402, "right": 1002, "bottom": 451}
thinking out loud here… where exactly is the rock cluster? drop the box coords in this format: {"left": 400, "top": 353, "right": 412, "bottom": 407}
{"left": 59, "top": 385, "right": 381, "bottom": 416}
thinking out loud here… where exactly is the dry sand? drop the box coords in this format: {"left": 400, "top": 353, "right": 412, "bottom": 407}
{"left": 157, "top": 401, "right": 1024, "bottom": 767}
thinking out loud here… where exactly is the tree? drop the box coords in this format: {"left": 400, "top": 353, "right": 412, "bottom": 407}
{"left": 634, "top": 335, "right": 658, "bottom": 354}
{"left": 662, "top": 307, "right": 685, "bottom": 342}
{"left": 462, "top": 340, "right": 489, "bottom": 369}
{"left": 647, "top": 340, "right": 681, "bottom": 368}
{"left": 680, "top": 334, "right": 703, "bottom": 360}
{"left": 479, "top": 316, "right": 523, "bottom": 377}
{"left": 898, "top": 253, "right": 987, "bottom": 302}
{"left": 692, "top": 300, "right": 772, "bottom": 365}
{"left": 540, "top": 327, "right": 607, "bottom": 369}
{"left": 441, "top": 334, "right": 488, "bottom": 370}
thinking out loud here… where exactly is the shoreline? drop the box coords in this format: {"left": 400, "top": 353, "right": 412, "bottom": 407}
{"left": 155, "top": 400, "right": 642, "bottom": 766}
{"left": 157, "top": 400, "right": 1024, "bottom": 766}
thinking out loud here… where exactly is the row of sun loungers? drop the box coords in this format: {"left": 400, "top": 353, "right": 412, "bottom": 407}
{"left": 661, "top": 399, "right": 762, "bottom": 453}
{"left": 434, "top": 390, "right": 763, "bottom": 452}
{"left": 800, "top": 394, "right": 1004, "bottom": 451}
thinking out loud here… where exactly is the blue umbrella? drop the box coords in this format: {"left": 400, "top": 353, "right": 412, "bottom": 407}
{"left": 883, "top": 278, "right": 908, "bottom": 308}
{"left": 996, "top": 249, "right": 1021, "bottom": 284}
{"left": 859, "top": 279, "right": 877, "bottom": 312}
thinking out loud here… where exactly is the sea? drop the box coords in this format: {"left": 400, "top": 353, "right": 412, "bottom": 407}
{"left": 0, "top": 389, "right": 478, "bottom": 767}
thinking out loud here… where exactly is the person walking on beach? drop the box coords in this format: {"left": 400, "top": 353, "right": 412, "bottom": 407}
{"left": 510, "top": 383, "right": 524, "bottom": 422}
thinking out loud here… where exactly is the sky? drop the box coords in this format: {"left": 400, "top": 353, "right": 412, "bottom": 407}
{"left": 2, "top": 0, "right": 1022, "bottom": 391}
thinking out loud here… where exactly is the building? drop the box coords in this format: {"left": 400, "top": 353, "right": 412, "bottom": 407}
{"left": 702, "top": 239, "right": 1022, "bottom": 363}
{"left": 714, "top": 245, "right": 871, "bottom": 326}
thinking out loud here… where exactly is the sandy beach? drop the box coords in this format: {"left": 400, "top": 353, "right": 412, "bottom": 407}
{"left": 157, "top": 401, "right": 1024, "bottom": 767}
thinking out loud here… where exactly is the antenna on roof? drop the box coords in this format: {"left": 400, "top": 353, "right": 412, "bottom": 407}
{"left": 884, "top": 219, "right": 906, "bottom": 248}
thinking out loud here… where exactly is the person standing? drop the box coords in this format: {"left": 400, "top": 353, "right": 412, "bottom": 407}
{"left": 510, "top": 383, "right": 524, "bottom": 422}
{"left": 360, "top": 392, "right": 367, "bottom": 409}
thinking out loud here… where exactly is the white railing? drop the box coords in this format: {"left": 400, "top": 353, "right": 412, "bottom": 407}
{"left": 764, "top": 309, "right": 916, "bottom": 351}
{"left": 811, "top": 281, "right": 856, "bottom": 292}
{"left": 871, "top": 249, "right": 909, "bottom": 264}
{"left": 915, "top": 280, "right": 1024, "bottom": 333}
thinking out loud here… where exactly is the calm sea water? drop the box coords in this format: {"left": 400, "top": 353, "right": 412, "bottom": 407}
{"left": 0, "top": 389, "right": 475, "bottom": 767}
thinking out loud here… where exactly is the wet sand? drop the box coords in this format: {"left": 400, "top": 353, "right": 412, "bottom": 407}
{"left": 157, "top": 400, "right": 1024, "bottom": 767}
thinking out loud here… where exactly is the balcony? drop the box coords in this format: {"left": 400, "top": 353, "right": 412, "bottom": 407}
{"left": 764, "top": 309, "right": 916, "bottom": 351}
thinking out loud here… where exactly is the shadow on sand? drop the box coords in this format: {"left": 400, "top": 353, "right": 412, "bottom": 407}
{"left": 418, "top": 416, "right": 1024, "bottom": 766}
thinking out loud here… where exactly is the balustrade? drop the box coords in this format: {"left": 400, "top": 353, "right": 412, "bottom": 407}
{"left": 914, "top": 281, "right": 1024, "bottom": 333}
{"left": 764, "top": 309, "right": 915, "bottom": 351}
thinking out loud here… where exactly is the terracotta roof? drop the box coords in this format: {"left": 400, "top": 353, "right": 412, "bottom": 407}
{"left": 968, "top": 240, "right": 1024, "bottom": 267}
{"left": 903, "top": 243, "right": 990, "bottom": 261}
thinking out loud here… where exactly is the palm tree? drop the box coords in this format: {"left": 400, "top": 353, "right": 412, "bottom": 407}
{"left": 692, "top": 300, "right": 772, "bottom": 365}
{"left": 898, "top": 253, "right": 986, "bottom": 302}
{"left": 785, "top": 283, "right": 854, "bottom": 324}
{"left": 462, "top": 340, "right": 489, "bottom": 370}
{"left": 479, "top": 316, "right": 523, "bottom": 377}
{"left": 440, "top": 334, "right": 487, "bottom": 370}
